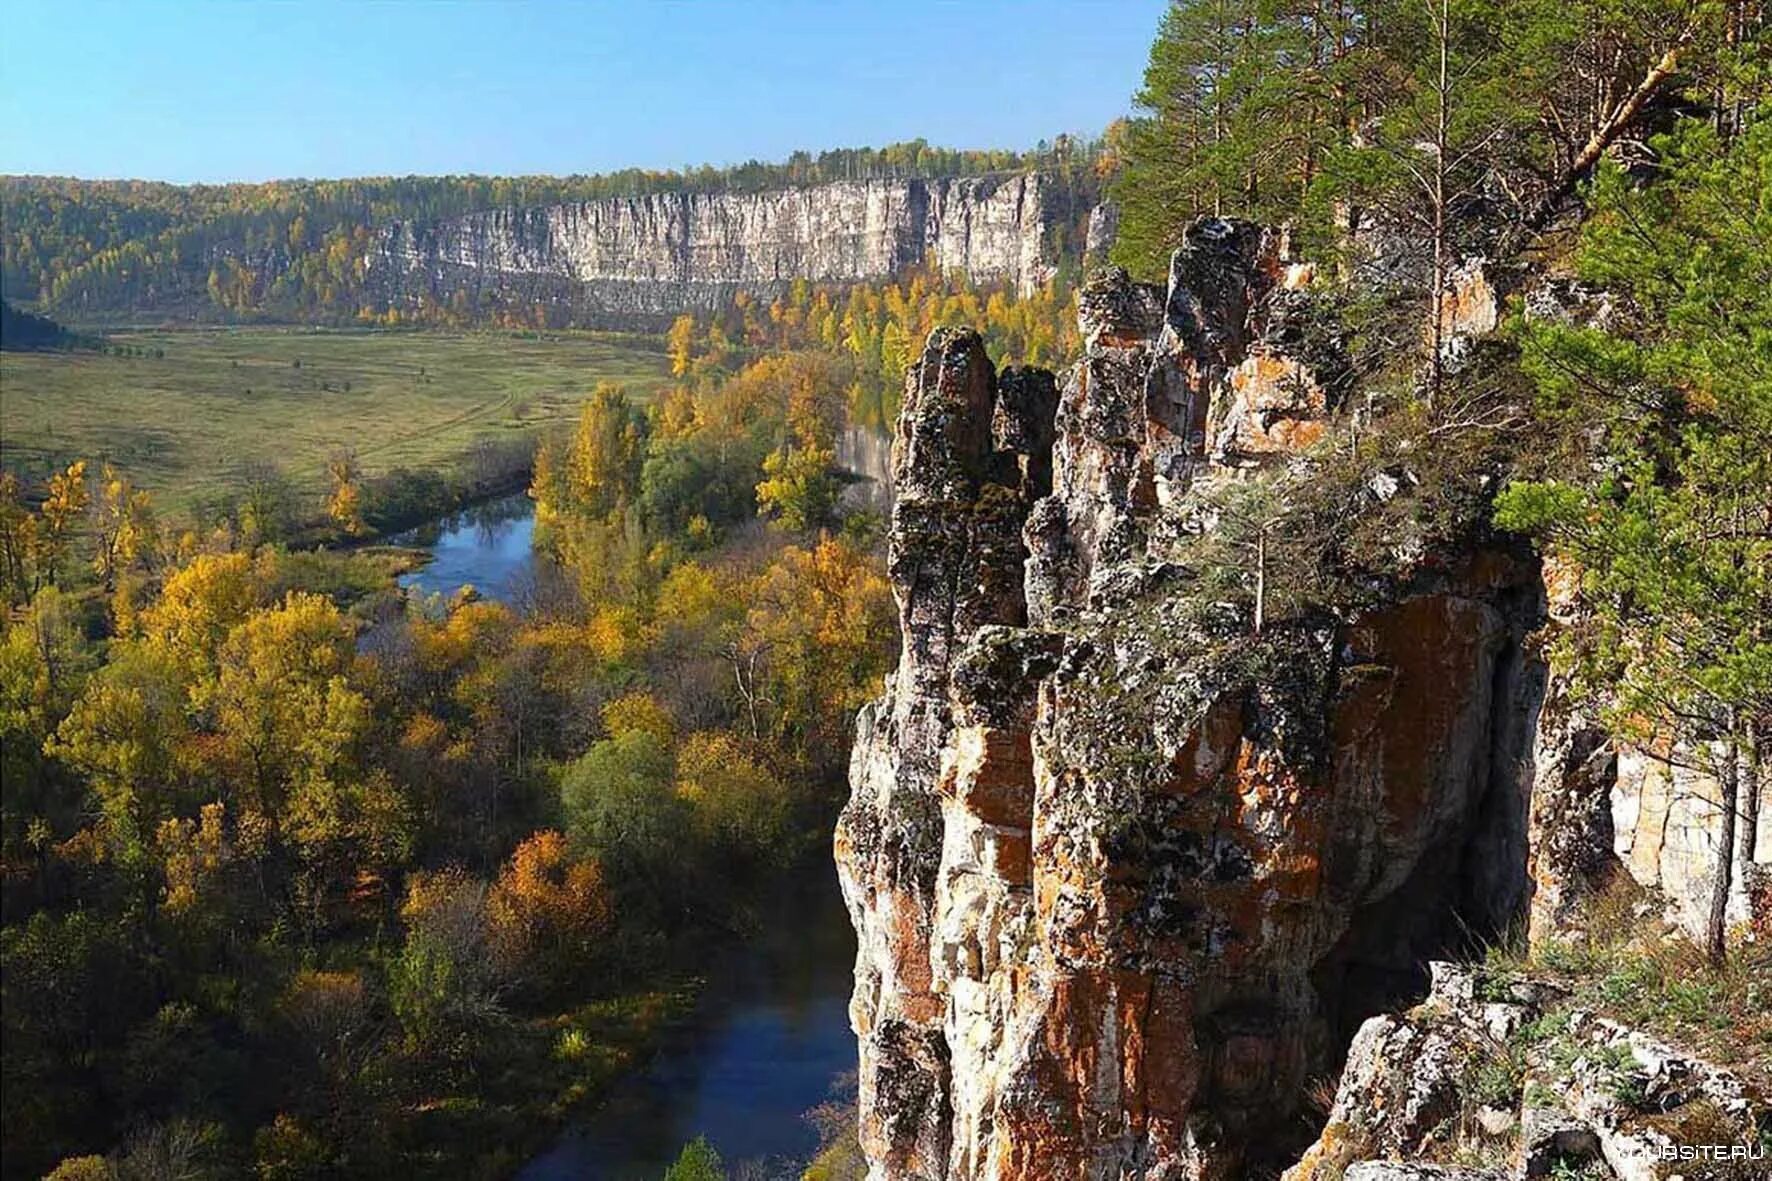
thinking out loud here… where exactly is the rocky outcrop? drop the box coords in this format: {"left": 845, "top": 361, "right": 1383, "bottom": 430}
{"left": 1610, "top": 747, "right": 1768, "bottom": 940}
{"left": 1084, "top": 201, "right": 1121, "bottom": 267}
{"left": 837, "top": 426, "right": 896, "bottom": 514}
{"left": 1286, "top": 961, "right": 1768, "bottom": 1181}
{"left": 1525, "top": 562, "right": 1771, "bottom": 949}
{"left": 365, "top": 175, "right": 1062, "bottom": 327}
{"left": 838, "top": 219, "right": 1553, "bottom": 1179}
{"left": 836, "top": 327, "right": 1048, "bottom": 1176}
{"left": 838, "top": 214, "right": 1766, "bottom": 1179}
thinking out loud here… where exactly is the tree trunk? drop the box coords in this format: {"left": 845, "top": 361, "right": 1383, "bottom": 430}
{"left": 1428, "top": 0, "right": 1450, "bottom": 401}
{"left": 1254, "top": 527, "right": 1267, "bottom": 636}
{"left": 1525, "top": 40, "right": 1687, "bottom": 229}
{"left": 1706, "top": 720, "right": 1740, "bottom": 967}
{"left": 1742, "top": 720, "right": 1763, "bottom": 881}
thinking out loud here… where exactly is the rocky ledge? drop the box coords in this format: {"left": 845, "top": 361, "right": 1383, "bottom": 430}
{"left": 1289, "top": 961, "right": 1764, "bottom": 1181}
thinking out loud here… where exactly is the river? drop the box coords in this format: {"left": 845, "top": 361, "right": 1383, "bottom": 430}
{"left": 519, "top": 885, "right": 857, "bottom": 1179}
{"left": 394, "top": 493, "right": 540, "bottom": 604}
{"left": 395, "top": 498, "right": 860, "bottom": 1178}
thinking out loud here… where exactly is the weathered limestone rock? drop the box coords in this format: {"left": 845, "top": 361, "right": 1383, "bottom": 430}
{"left": 1084, "top": 201, "right": 1121, "bottom": 266}
{"left": 1435, "top": 257, "right": 1503, "bottom": 374}
{"left": 1524, "top": 560, "right": 1771, "bottom": 949}
{"left": 1525, "top": 677, "right": 1620, "bottom": 946}
{"left": 838, "top": 215, "right": 1763, "bottom": 1180}
{"left": 1287, "top": 957, "right": 1768, "bottom": 1181}
{"left": 836, "top": 327, "right": 1052, "bottom": 1178}
{"left": 366, "top": 175, "right": 1059, "bottom": 327}
{"left": 1545, "top": 1014, "right": 1764, "bottom": 1181}
{"left": 1518, "top": 1105, "right": 1603, "bottom": 1177}
{"left": 1285, "top": 963, "right": 1539, "bottom": 1181}
{"left": 1611, "top": 747, "right": 1767, "bottom": 940}
{"left": 1024, "top": 264, "right": 1165, "bottom": 623}
{"left": 1344, "top": 1165, "right": 1506, "bottom": 1181}
{"left": 1018, "top": 574, "right": 1541, "bottom": 1177}
{"left": 842, "top": 219, "right": 1548, "bottom": 1179}
{"left": 1025, "top": 220, "right": 1348, "bottom": 624}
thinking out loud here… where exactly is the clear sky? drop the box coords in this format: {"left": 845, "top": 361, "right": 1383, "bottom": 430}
{"left": 0, "top": 0, "right": 1161, "bottom": 184}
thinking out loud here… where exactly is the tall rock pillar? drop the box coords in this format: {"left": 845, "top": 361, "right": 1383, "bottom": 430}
{"left": 835, "top": 328, "right": 1051, "bottom": 1177}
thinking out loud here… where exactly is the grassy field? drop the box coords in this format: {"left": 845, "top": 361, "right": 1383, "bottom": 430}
{"left": 0, "top": 326, "right": 670, "bottom": 518}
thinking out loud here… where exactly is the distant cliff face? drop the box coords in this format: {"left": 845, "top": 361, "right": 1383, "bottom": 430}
{"left": 364, "top": 174, "right": 1064, "bottom": 327}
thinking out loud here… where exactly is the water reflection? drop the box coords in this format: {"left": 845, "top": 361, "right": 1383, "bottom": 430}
{"left": 394, "top": 493, "right": 538, "bottom": 604}
{"left": 519, "top": 880, "right": 857, "bottom": 1180}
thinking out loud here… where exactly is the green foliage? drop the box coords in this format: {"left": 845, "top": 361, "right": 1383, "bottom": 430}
{"left": 1, "top": 308, "right": 892, "bottom": 1176}
{"left": 560, "top": 730, "right": 685, "bottom": 900}
{"left": 390, "top": 870, "right": 506, "bottom": 1053}
{"left": 1468, "top": 1048, "right": 1525, "bottom": 1108}
{"left": 1113, "top": 0, "right": 1354, "bottom": 274}
{"left": 639, "top": 430, "right": 763, "bottom": 536}
{"left": 1111, "top": 0, "right": 1750, "bottom": 279}
{"left": 663, "top": 1136, "right": 728, "bottom": 1181}
{"left": 1495, "top": 114, "right": 1771, "bottom": 782}
{"left": 1510, "top": 879, "right": 1772, "bottom": 1076}
{"left": 757, "top": 444, "right": 841, "bottom": 533}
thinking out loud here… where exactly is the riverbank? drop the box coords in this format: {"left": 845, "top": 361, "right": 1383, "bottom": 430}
{"left": 397, "top": 861, "right": 856, "bottom": 1181}
{"left": 519, "top": 870, "right": 857, "bottom": 1180}
{"left": 389, "top": 492, "right": 539, "bottom": 604}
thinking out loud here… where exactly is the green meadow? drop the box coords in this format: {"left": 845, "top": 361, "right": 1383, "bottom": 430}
{"left": 0, "top": 326, "right": 671, "bottom": 518}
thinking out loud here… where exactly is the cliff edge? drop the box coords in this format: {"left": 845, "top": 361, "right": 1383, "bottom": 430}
{"left": 834, "top": 219, "right": 1769, "bottom": 1179}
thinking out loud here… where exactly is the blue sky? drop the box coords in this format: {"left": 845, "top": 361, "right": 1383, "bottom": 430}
{"left": 0, "top": 0, "right": 1161, "bottom": 183}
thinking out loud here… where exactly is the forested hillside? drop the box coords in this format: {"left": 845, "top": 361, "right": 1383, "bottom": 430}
{"left": 1, "top": 136, "right": 1110, "bottom": 325}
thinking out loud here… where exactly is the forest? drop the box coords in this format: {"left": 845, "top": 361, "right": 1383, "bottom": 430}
{"left": 0, "top": 318, "right": 928, "bottom": 1177}
{"left": 657, "top": 262, "right": 1082, "bottom": 434}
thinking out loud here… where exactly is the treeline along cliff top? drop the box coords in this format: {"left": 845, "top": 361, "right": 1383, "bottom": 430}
{"left": 1, "top": 135, "right": 1113, "bottom": 327}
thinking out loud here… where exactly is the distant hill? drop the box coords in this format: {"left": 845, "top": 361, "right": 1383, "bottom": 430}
{"left": 1, "top": 136, "right": 1111, "bottom": 328}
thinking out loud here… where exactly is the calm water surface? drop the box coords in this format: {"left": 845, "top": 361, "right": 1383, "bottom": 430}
{"left": 520, "top": 885, "right": 857, "bottom": 1180}
{"left": 394, "top": 493, "right": 538, "bottom": 603}
{"left": 394, "top": 500, "right": 859, "bottom": 1177}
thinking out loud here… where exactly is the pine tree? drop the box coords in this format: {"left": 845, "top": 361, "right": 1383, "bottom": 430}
{"left": 1495, "top": 115, "right": 1772, "bottom": 963}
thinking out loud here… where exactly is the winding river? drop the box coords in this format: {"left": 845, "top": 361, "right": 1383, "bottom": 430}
{"left": 396, "top": 499, "right": 859, "bottom": 1178}
{"left": 520, "top": 886, "right": 857, "bottom": 1179}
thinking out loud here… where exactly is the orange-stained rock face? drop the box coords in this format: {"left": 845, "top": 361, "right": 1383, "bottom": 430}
{"left": 1438, "top": 258, "right": 1500, "bottom": 342}
{"left": 839, "top": 220, "right": 1545, "bottom": 1180}
{"left": 965, "top": 967, "right": 1200, "bottom": 1180}
{"left": 1541, "top": 552, "right": 1583, "bottom": 622}
{"left": 1213, "top": 351, "right": 1329, "bottom": 463}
